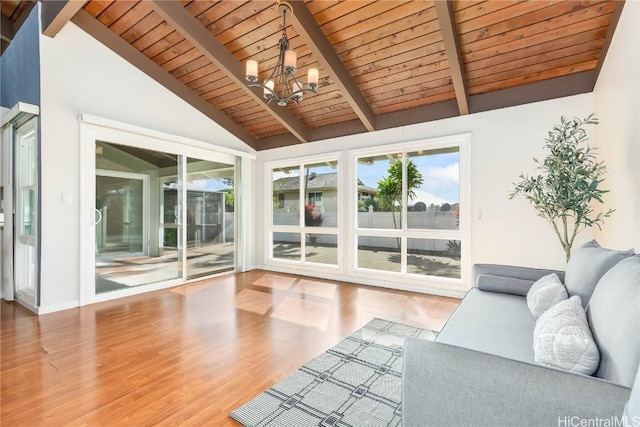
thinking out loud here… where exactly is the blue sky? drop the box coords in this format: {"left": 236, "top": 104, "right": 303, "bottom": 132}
{"left": 358, "top": 152, "right": 459, "bottom": 206}
{"left": 267, "top": 154, "right": 460, "bottom": 206}
{"left": 187, "top": 178, "right": 232, "bottom": 192}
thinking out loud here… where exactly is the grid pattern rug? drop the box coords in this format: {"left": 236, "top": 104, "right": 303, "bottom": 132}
{"left": 229, "top": 318, "right": 436, "bottom": 427}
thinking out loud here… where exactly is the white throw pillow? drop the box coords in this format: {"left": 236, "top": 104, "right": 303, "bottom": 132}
{"left": 527, "top": 273, "right": 568, "bottom": 318}
{"left": 533, "top": 295, "right": 600, "bottom": 375}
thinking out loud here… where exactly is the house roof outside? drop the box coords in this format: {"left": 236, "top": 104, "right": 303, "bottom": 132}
{"left": 273, "top": 172, "right": 377, "bottom": 194}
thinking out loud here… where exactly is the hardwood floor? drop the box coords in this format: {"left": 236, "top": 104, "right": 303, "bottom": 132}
{"left": 1, "top": 270, "right": 459, "bottom": 426}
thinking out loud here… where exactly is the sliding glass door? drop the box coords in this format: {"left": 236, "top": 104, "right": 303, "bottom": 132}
{"left": 185, "top": 158, "right": 235, "bottom": 279}
{"left": 95, "top": 142, "right": 182, "bottom": 294}
{"left": 92, "top": 141, "right": 236, "bottom": 296}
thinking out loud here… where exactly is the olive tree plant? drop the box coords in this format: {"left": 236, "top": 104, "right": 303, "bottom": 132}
{"left": 510, "top": 114, "right": 614, "bottom": 262}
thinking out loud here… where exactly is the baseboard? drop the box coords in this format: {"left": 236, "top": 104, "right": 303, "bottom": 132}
{"left": 38, "top": 300, "right": 80, "bottom": 315}
{"left": 255, "top": 264, "right": 467, "bottom": 299}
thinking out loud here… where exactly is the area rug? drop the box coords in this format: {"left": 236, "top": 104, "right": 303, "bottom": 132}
{"left": 229, "top": 318, "right": 436, "bottom": 427}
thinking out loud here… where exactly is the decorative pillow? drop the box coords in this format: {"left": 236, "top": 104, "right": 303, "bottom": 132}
{"left": 564, "top": 240, "right": 634, "bottom": 308}
{"left": 527, "top": 273, "right": 568, "bottom": 318}
{"left": 533, "top": 296, "right": 600, "bottom": 375}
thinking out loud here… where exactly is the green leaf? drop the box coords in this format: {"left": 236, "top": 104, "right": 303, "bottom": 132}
{"left": 510, "top": 113, "right": 612, "bottom": 260}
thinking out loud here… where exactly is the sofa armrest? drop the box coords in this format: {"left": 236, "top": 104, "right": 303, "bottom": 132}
{"left": 474, "top": 264, "right": 565, "bottom": 285}
{"left": 475, "top": 274, "right": 535, "bottom": 296}
{"left": 402, "top": 339, "right": 630, "bottom": 427}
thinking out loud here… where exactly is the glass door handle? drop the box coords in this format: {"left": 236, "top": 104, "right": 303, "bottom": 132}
{"left": 91, "top": 208, "right": 103, "bottom": 226}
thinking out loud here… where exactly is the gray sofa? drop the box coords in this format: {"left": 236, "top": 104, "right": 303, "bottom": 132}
{"left": 403, "top": 241, "right": 640, "bottom": 427}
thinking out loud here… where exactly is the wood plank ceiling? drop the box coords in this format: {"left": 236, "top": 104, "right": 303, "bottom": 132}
{"left": 40, "top": 0, "right": 623, "bottom": 150}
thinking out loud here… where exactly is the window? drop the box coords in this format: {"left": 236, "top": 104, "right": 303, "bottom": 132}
{"left": 307, "top": 192, "right": 323, "bottom": 207}
{"left": 352, "top": 135, "right": 469, "bottom": 289}
{"left": 267, "top": 158, "right": 339, "bottom": 268}
{"left": 264, "top": 135, "right": 468, "bottom": 293}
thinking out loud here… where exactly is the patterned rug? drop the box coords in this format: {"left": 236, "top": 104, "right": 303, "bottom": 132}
{"left": 229, "top": 318, "right": 436, "bottom": 427}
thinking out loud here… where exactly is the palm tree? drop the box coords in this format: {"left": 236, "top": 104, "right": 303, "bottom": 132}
{"left": 377, "top": 159, "right": 423, "bottom": 248}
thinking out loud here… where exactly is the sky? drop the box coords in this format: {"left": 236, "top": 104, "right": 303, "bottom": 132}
{"left": 268, "top": 154, "right": 459, "bottom": 207}
{"left": 358, "top": 152, "right": 459, "bottom": 206}
{"left": 165, "top": 177, "right": 232, "bottom": 192}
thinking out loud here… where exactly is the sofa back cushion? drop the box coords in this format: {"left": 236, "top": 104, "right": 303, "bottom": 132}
{"left": 586, "top": 255, "right": 640, "bottom": 387}
{"left": 565, "top": 240, "right": 634, "bottom": 308}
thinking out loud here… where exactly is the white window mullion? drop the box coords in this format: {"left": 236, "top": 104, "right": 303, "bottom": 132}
{"left": 401, "top": 152, "right": 408, "bottom": 234}
{"left": 300, "top": 160, "right": 305, "bottom": 264}
{"left": 298, "top": 165, "right": 305, "bottom": 228}
{"left": 401, "top": 236, "right": 408, "bottom": 274}
{"left": 401, "top": 151, "right": 407, "bottom": 275}
{"left": 179, "top": 155, "right": 187, "bottom": 280}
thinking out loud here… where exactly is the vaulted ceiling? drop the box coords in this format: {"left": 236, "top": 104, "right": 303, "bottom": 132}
{"left": 24, "top": 1, "right": 628, "bottom": 150}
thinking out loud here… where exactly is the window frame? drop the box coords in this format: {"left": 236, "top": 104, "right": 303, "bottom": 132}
{"left": 264, "top": 153, "right": 342, "bottom": 272}
{"left": 348, "top": 134, "right": 471, "bottom": 293}
{"left": 79, "top": 115, "right": 253, "bottom": 306}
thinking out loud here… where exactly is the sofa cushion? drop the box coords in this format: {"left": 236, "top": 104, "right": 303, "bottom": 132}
{"left": 623, "top": 366, "right": 640, "bottom": 426}
{"left": 533, "top": 296, "right": 600, "bottom": 375}
{"left": 564, "top": 240, "right": 634, "bottom": 308}
{"left": 527, "top": 273, "right": 568, "bottom": 318}
{"left": 587, "top": 255, "right": 640, "bottom": 387}
{"left": 436, "top": 288, "right": 535, "bottom": 363}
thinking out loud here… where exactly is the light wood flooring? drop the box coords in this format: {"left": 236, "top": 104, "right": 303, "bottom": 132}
{"left": 1, "top": 270, "right": 459, "bottom": 426}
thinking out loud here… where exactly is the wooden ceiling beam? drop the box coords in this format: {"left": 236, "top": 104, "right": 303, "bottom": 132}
{"left": 256, "top": 66, "right": 595, "bottom": 151}
{"left": 70, "top": 10, "right": 259, "bottom": 150}
{"left": 1, "top": 16, "right": 14, "bottom": 42}
{"left": 257, "top": 100, "right": 460, "bottom": 150}
{"left": 289, "top": 0, "right": 376, "bottom": 132}
{"left": 469, "top": 71, "right": 596, "bottom": 114}
{"left": 14, "top": 0, "right": 37, "bottom": 32}
{"left": 2, "top": 0, "right": 37, "bottom": 46}
{"left": 41, "top": 0, "right": 86, "bottom": 38}
{"left": 434, "top": 0, "right": 469, "bottom": 115}
{"left": 149, "top": 0, "right": 309, "bottom": 143}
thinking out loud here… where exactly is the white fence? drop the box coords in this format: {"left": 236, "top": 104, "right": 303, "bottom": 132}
{"left": 271, "top": 210, "right": 459, "bottom": 253}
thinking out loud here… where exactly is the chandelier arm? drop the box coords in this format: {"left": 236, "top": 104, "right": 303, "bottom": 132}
{"left": 283, "top": 87, "right": 317, "bottom": 104}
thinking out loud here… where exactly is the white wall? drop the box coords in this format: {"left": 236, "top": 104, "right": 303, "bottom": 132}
{"left": 38, "top": 23, "right": 253, "bottom": 310}
{"left": 258, "top": 93, "right": 596, "bottom": 288}
{"left": 593, "top": 1, "right": 640, "bottom": 253}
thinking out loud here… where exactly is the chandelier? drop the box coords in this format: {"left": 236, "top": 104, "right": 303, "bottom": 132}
{"left": 245, "top": 1, "right": 319, "bottom": 107}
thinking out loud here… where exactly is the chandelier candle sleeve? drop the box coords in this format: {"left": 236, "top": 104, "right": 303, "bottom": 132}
{"left": 284, "top": 50, "right": 297, "bottom": 74}
{"left": 308, "top": 68, "right": 319, "bottom": 88}
{"left": 246, "top": 60, "right": 258, "bottom": 82}
{"left": 264, "top": 80, "right": 275, "bottom": 98}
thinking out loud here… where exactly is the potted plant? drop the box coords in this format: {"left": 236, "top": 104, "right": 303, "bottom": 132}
{"left": 510, "top": 114, "right": 614, "bottom": 262}
{"left": 304, "top": 203, "right": 323, "bottom": 227}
